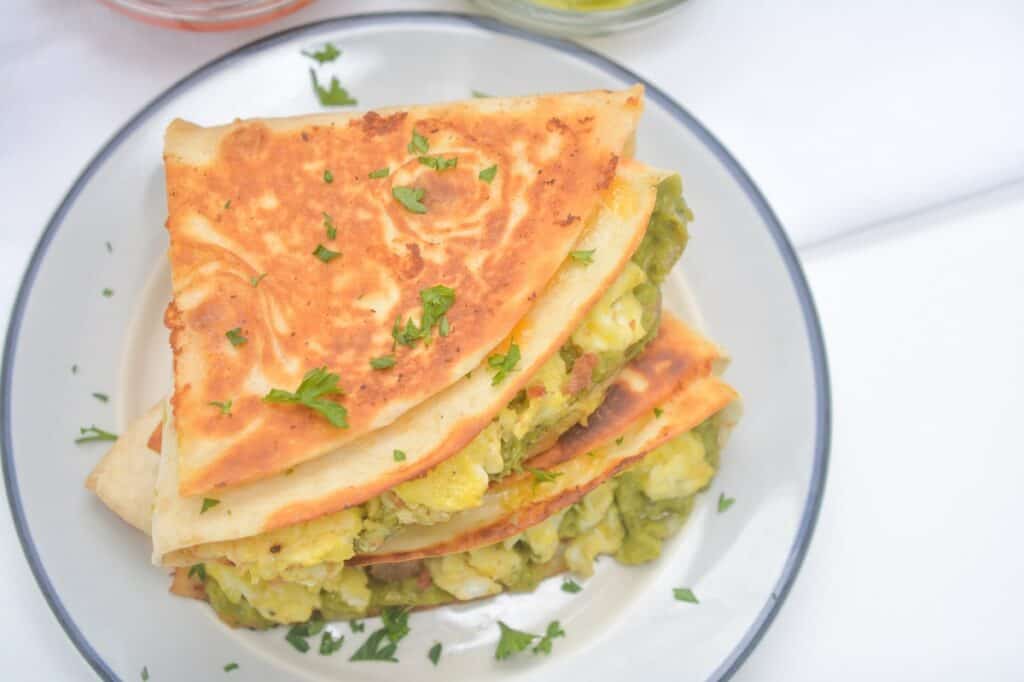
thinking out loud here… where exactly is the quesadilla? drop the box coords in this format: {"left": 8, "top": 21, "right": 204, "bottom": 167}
{"left": 87, "top": 86, "right": 742, "bottom": 638}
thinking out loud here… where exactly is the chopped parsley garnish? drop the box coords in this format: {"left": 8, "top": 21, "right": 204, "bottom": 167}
{"left": 102, "top": 288, "right": 114, "bottom": 298}
{"left": 224, "top": 200, "right": 231, "bottom": 209}
{"left": 200, "top": 498, "right": 220, "bottom": 514}
{"left": 323, "top": 169, "right": 334, "bottom": 183}
{"left": 471, "top": 90, "right": 492, "bottom": 98}
{"left": 561, "top": 579, "right": 582, "bottom": 593}
{"left": 570, "top": 249, "right": 595, "bottom": 265}
{"left": 225, "top": 327, "right": 247, "bottom": 347}
{"left": 75, "top": 426, "right": 117, "bottom": 444}
{"left": 392, "top": 186, "right": 427, "bottom": 213}
{"left": 407, "top": 130, "right": 429, "bottom": 155}
{"left": 718, "top": 493, "right": 735, "bottom": 513}
{"left": 494, "top": 621, "right": 536, "bottom": 660}
{"left": 368, "top": 167, "right": 390, "bottom": 179}
{"left": 370, "top": 355, "right": 396, "bottom": 370}
{"left": 323, "top": 212, "right": 337, "bottom": 239}
{"left": 488, "top": 343, "right": 521, "bottom": 385}
{"left": 479, "top": 165, "right": 498, "bottom": 183}
{"left": 187, "top": 563, "right": 206, "bottom": 582}
{"left": 428, "top": 642, "right": 442, "bottom": 665}
{"left": 673, "top": 587, "right": 699, "bottom": 603}
{"left": 250, "top": 272, "right": 267, "bottom": 287}
{"left": 393, "top": 449, "right": 406, "bottom": 462}
{"left": 92, "top": 392, "right": 109, "bottom": 403}
{"left": 141, "top": 667, "right": 149, "bottom": 681}
{"left": 654, "top": 407, "right": 664, "bottom": 418}
{"left": 532, "top": 621, "right": 565, "bottom": 655}
{"left": 350, "top": 609, "right": 409, "bottom": 663}
{"left": 313, "top": 244, "right": 341, "bottom": 263}
{"left": 349, "top": 629, "right": 398, "bottom": 662}
{"left": 615, "top": 436, "right": 624, "bottom": 446}
{"left": 418, "top": 155, "right": 458, "bottom": 171}
{"left": 264, "top": 366, "right": 348, "bottom": 428}
{"left": 349, "top": 620, "right": 365, "bottom": 633}
{"left": 439, "top": 316, "right": 450, "bottom": 337}
{"left": 309, "top": 69, "right": 357, "bottom": 106}
{"left": 319, "top": 631, "right": 344, "bottom": 655}
{"left": 223, "top": 662, "right": 239, "bottom": 672}
{"left": 381, "top": 607, "right": 410, "bottom": 642}
{"left": 302, "top": 42, "right": 340, "bottom": 64}
{"left": 105, "top": 241, "right": 113, "bottom": 253}
{"left": 71, "top": 364, "right": 78, "bottom": 374}
{"left": 391, "top": 285, "right": 456, "bottom": 348}
{"left": 526, "top": 467, "right": 562, "bottom": 484}
{"left": 286, "top": 619, "right": 326, "bottom": 653}
{"left": 208, "top": 400, "right": 232, "bottom": 416}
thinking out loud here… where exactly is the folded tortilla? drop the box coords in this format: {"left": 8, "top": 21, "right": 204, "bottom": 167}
{"left": 150, "top": 159, "right": 665, "bottom": 562}
{"left": 164, "top": 86, "right": 645, "bottom": 495}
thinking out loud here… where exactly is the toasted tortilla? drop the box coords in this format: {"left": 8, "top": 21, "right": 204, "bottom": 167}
{"left": 152, "top": 160, "right": 667, "bottom": 561}
{"left": 85, "top": 403, "right": 162, "bottom": 534}
{"left": 353, "top": 374, "right": 738, "bottom": 566}
{"left": 164, "top": 86, "right": 645, "bottom": 495}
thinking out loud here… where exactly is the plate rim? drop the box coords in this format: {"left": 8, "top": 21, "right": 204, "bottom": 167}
{"left": 0, "top": 11, "right": 831, "bottom": 681}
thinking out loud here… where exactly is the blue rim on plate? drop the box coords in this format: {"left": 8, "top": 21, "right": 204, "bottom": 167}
{"left": 0, "top": 12, "right": 831, "bottom": 681}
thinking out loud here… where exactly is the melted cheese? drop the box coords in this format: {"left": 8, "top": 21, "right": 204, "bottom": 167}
{"left": 571, "top": 262, "right": 648, "bottom": 352}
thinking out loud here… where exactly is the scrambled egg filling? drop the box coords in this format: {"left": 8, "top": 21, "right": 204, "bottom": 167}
{"left": 202, "top": 421, "right": 718, "bottom": 627}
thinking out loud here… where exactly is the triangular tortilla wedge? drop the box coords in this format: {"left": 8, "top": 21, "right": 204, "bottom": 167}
{"left": 164, "top": 86, "right": 645, "bottom": 495}
{"left": 150, "top": 159, "right": 664, "bottom": 562}
{"left": 353, "top": 374, "right": 739, "bottom": 566}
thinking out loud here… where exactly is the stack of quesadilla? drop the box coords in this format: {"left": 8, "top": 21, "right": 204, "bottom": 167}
{"left": 87, "top": 85, "right": 740, "bottom": 630}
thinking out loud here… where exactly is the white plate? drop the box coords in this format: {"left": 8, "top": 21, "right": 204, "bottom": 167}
{"left": 1, "top": 12, "right": 829, "bottom": 681}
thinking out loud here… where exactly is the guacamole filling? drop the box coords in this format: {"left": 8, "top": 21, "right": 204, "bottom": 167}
{"left": 182, "top": 176, "right": 693, "bottom": 579}
{"left": 199, "top": 413, "right": 720, "bottom": 629}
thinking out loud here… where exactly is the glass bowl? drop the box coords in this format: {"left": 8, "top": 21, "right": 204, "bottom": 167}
{"left": 98, "top": 0, "right": 313, "bottom": 32}
{"left": 473, "top": 0, "right": 687, "bottom": 37}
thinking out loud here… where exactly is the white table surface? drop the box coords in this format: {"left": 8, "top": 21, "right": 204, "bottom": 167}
{"left": 2, "top": 1, "right": 1022, "bottom": 678}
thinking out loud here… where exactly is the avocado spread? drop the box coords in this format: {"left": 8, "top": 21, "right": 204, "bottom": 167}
{"left": 202, "top": 413, "right": 719, "bottom": 630}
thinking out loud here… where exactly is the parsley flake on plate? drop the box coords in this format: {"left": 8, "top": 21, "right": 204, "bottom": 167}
{"left": 532, "top": 621, "right": 565, "bottom": 655}
{"left": 102, "top": 288, "right": 114, "bottom": 298}
{"left": 370, "top": 355, "right": 396, "bottom": 370}
{"left": 570, "top": 249, "right": 595, "bottom": 265}
{"left": 302, "top": 42, "right": 340, "bottom": 64}
{"left": 200, "top": 498, "right": 220, "bottom": 514}
{"left": 223, "top": 662, "right": 239, "bottom": 672}
{"left": 488, "top": 343, "right": 521, "bottom": 385}
{"left": 428, "top": 642, "right": 442, "bottom": 665}
{"left": 407, "top": 130, "right": 429, "bottom": 155}
{"left": 75, "top": 426, "right": 117, "bottom": 444}
{"left": 225, "top": 327, "right": 247, "bottom": 347}
{"left": 264, "top": 366, "right": 348, "bottom": 428}
{"left": 718, "top": 493, "right": 735, "bottom": 513}
{"left": 471, "top": 90, "right": 492, "bottom": 98}
{"left": 561, "top": 579, "right": 582, "bottom": 593}
{"left": 494, "top": 621, "right": 536, "bottom": 660}
{"left": 479, "top": 165, "right": 498, "bottom": 183}
{"left": 92, "top": 392, "right": 109, "bottom": 403}
{"left": 392, "top": 186, "right": 427, "bottom": 214}
{"left": 349, "top": 620, "right": 365, "bottom": 633}
{"left": 208, "top": 400, "right": 232, "bottom": 416}
{"left": 141, "top": 667, "right": 149, "bottom": 681}
{"left": 673, "top": 587, "right": 699, "bottom": 603}
{"left": 309, "top": 69, "right": 357, "bottom": 107}
{"left": 313, "top": 244, "right": 341, "bottom": 263}
{"left": 319, "top": 631, "right": 344, "bottom": 655}
{"left": 105, "top": 241, "right": 113, "bottom": 253}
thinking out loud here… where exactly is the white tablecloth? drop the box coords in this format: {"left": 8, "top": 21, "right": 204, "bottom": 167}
{"left": 2, "top": 0, "right": 1022, "bottom": 678}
